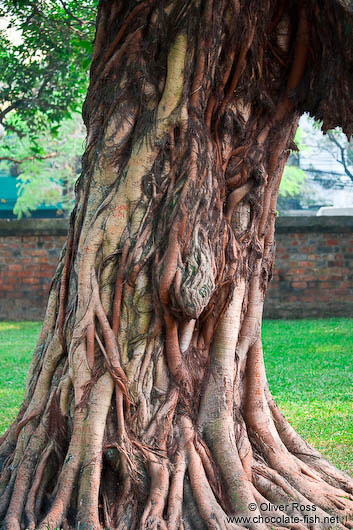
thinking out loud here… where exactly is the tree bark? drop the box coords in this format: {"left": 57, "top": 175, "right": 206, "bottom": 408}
{"left": 1, "top": 1, "right": 353, "bottom": 529}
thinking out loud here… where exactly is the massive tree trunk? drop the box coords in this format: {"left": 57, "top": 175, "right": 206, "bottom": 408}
{"left": 1, "top": 1, "right": 353, "bottom": 529}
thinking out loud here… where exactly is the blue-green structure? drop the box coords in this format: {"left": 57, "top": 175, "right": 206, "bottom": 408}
{"left": 0, "top": 169, "right": 62, "bottom": 218}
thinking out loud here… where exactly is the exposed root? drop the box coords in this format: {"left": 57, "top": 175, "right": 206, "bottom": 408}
{"left": 167, "top": 448, "right": 187, "bottom": 529}
{"left": 25, "top": 442, "right": 53, "bottom": 530}
{"left": 266, "top": 387, "right": 353, "bottom": 495}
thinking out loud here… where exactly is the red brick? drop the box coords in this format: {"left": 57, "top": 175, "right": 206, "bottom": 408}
{"left": 9, "top": 264, "right": 22, "bottom": 272}
{"left": 23, "top": 277, "right": 40, "bottom": 285}
{"left": 291, "top": 281, "right": 307, "bottom": 289}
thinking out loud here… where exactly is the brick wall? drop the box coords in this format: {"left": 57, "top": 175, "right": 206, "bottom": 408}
{"left": 264, "top": 217, "right": 353, "bottom": 319}
{"left": 0, "top": 217, "right": 352, "bottom": 321}
{"left": 0, "top": 220, "right": 67, "bottom": 320}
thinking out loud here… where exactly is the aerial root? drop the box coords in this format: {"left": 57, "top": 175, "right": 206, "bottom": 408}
{"left": 139, "top": 459, "right": 169, "bottom": 530}
{"left": 3, "top": 351, "right": 353, "bottom": 530}
{"left": 114, "top": 453, "right": 135, "bottom": 527}
{"left": 14, "top": 413, "right": 39, "bottom": 439}
{"left": 195, "top": 439, "right": 224, "bottom": 505}
{"left": 243, "top": 332, "right": 353, "bottom": 525}
{"left": 180, "top": 416, "right": 239, "bottom": 530}
{"left": 12, "top": 333, "right": 64, "bottom": 445}
{"left": 4, "top": 420, "right": 48, "bottom": 530}
{"left": 112, "top": 239, "right": 130, "bottom": 335}
{"left": 167, "top": 449, "right": 187, "bottom": 529}
{"left": 92, "top": 273, "right": 130, "bottom": 402}
{"left": 0, "top": 473, "right": 16, "bottom": 522}
{"left": 145, "top": 388, "right": 179, "bottom": 442}
{"left": 250, "top": 481, "right": 310, "bottom": 530}
{"left": 140, "top": 385, "right": 179, "bottom": 529}
{"left": 0, "top": 465, "right": 11, "bottom": 500}
{"left": 182, "top": 479, "right": 213, "bottom": 530}
{"left": 76, "top": 372, "right": 114, "bottom": 529}
{"left": 38, "top": 409, "right": 85, "bottom": 529}
{"left": 58, "top": 374, "right": 72, "bottom": 416}
{"left": 25, "top": 441, "right": 54, "bottom": 530}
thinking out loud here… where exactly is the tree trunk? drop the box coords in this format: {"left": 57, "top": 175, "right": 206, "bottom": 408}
{"left": 1, "top": 1, "right": 353, "bottom": 529}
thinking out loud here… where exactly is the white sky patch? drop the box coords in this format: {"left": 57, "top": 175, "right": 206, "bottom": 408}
{"left": 0, "top": 16, "right": 22, "bottom": 46}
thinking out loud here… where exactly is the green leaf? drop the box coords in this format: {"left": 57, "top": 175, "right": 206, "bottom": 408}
{"left": 279, "top": 166, "right": 307, "bottom": 198}
{"left": 75, "top": 39, "right": 93, "bottom": 52}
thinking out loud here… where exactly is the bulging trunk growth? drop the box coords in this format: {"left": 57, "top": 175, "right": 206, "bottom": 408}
{"left": 1, "top": 1, "right": 353, "bottom": 529}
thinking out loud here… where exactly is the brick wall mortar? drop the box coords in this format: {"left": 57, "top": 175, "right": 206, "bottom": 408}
{"left": 0, "top": 218, "right": 352, "bottom": 320}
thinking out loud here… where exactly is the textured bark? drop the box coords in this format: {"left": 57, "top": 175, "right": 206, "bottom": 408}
{"left": 1, "top": 1, "right": 353, "bottom": 529}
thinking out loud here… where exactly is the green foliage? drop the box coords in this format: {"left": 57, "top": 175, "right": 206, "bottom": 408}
{"left": 291, "top": 125, "right": 309, "bottom": 153}
{"left": 279, "top": 165, "right": 307, "bottom": 197}
{"left": 279, "top": 127, "right": 308, "bottom": 200}
{"left": 0, "top": 114, "right": 85, "bottom": 217}
{"left": 0, "top": 2, "right": 95, "bottom": 216}
{"left": 0, "top": 0, "right": 97, "bottom": 136}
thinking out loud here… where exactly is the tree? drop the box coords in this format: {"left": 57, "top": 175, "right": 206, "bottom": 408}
{"left": 1, "top": 1, "right": 353, "bottom": 529}
{"left": 320, "top": 129, "right": 353, "bottom": 183}
{"left": 277, "top": 119, "right": 353, "bottom": 212}
{"left": 0, "top": 0, "right": 96, "bottom": 137}
{"left": 0, "top": 1, "right": 95, "bottom": 216}
{"left": 298, "top": 116, "right": 353, "bottom": 190}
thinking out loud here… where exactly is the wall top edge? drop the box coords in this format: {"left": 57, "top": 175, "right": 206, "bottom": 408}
{"left": 0, "top": 216, "right": 353, "bottom": 237}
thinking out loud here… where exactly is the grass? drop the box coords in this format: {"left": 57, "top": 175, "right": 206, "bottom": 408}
{"left": 0, "top": 321, "right": 41, "bottom": 434}
{"left": 263, "top": 318, "right": 353, "bottom": 474}
{"left": 0, "top": 318, "right": 352, "bottom": 473}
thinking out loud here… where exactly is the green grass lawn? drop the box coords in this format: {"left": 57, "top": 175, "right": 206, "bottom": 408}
{"left": 0, "top": 319, "right": 352, "bottom": 474}
{"left": 263, "top": 318, "right": 353, "bottom": 475}
{"left": 0, "top": 322, "right": 42, "bottom": 434}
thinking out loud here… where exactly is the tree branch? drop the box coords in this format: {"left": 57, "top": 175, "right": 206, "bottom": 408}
{"left": 327, "top": 132, "right": 353, "bottom": 182}
{"left": 57, "top": 0, "right": 83, "bottom": 25}
{"left": 0, "top": 153, "right": 57, "bottom": 164}
{"left": 28, "top": 0, "right": 88, "bottom": 36}
{"left": 0, "top": 102, "right": 22, "bottom": 123}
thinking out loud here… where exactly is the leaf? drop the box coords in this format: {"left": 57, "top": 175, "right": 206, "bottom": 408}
{"left": 82, "top": 56, "right": 92, "bottom": 69}
{"left": 279, "top": 166, "right": 307, "bottom": 198}
{"left": 50, "top": 125, "right": 60, "bottom": 137}
{"left": 75, "top": 39, "right": 93, "bottom": 52}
